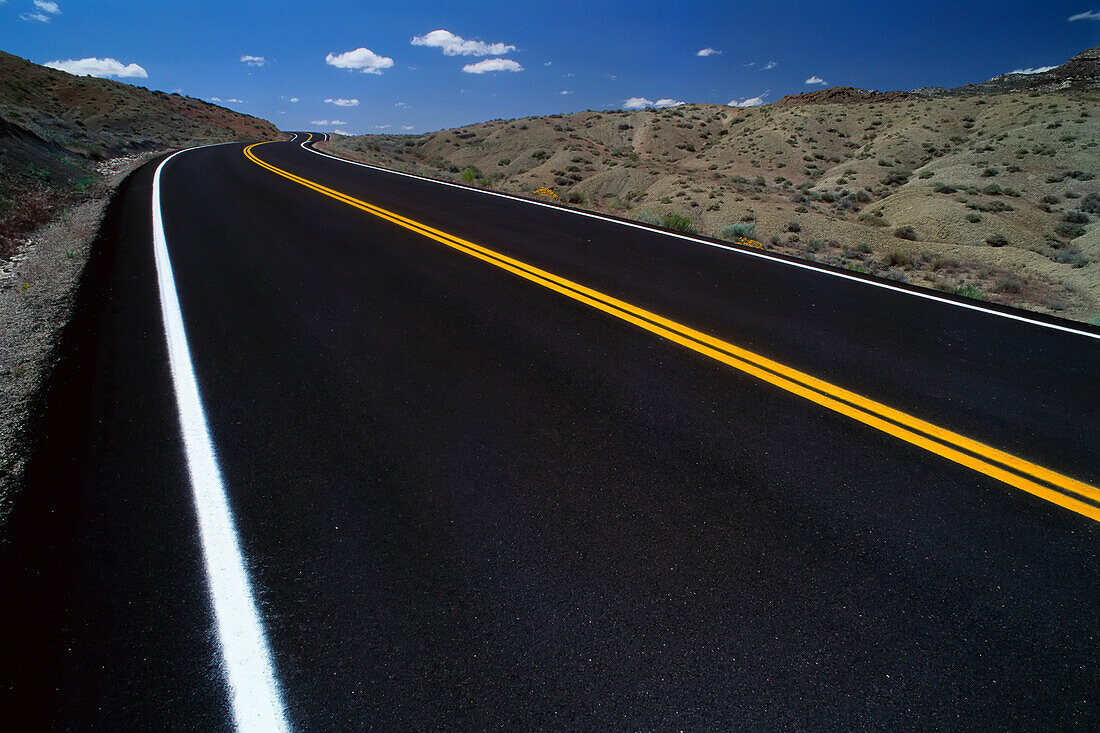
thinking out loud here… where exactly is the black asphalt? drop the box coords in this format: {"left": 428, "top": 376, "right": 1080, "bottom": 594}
{"left": 2, "top": 135, "right": 1098, "bottom": 730}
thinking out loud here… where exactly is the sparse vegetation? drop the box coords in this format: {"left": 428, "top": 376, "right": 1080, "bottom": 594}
{"left": 316, "top": 64, "right": 1100, "bottom": 322}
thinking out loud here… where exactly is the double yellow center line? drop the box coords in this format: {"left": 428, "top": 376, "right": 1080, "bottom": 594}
{"left": 243, "top": 142, "right": 1100, "bottom": 523}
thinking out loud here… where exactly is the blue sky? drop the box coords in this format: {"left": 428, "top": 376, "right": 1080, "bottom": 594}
{"left": 3, "top": 0, "right": 1099, "bottom": 134}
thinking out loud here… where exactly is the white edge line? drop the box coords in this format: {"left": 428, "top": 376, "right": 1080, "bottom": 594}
{"left": 298, "top": 138, "right": 1100, "bottom": 341}
{"left": 152, "top": 145, "right": 290, "bottom": 733}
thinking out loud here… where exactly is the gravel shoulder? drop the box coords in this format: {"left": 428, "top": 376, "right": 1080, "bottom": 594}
{"left": 0, "top": 152, "right": 160, "bottom": 525}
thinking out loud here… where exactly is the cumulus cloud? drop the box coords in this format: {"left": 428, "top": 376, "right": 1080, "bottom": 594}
{"left": 623, "top": 97, "right": 683, "bottom": 109}
{"left": 395, "top": 101, "right": 409, "bottom": 108}
{"left": 332, "top": 129, "right": 350, "bottom": 135}
{"left": 289, "top": 97, "right": 299, "bottom": 102}
{"left": 729, "top": 91, "right": 769, "bottom": 107}
{"left": 763, "top": 60, "right": 777, "bottom": 70}
{"left": 1068, "top": 10, "right": 1100, "bottom": 20}
{"left": 402, "top": 125, "right": 415, "bottom": 130}
{"left": 45, "top": 57, "right": 148, "bottom": 78}
{"left": 411, "top": 29, "right": 516, "bottom": 56}
{"left": 324, "top": 97, "right": 359, "bottom": 106}
{"left": 35, "top": 0, "right": 60, "bottom": 12}
{"left": 462, "top": 58, "right": 523, "bottom": 74}
{"left": 374, "top": 124, "right": 391, "bottom": 129}
{"left": 560, "top": 90, "right": 571, "bottom": 95}
{"left": 325, "top": 47, "right": 394, "bottom": 74}
{"left": 1009, "top": 65, "right": 1057, "bottom": 74}
{"left": 311, "top": 119, "right": 347, "bottom": 125}
{"left": 697, "top": 47, "right": 721, "bottom": 57}
{"left": 805, "top": 75, "right": 827, "bottom": 85}
{"left": 240, "top": 55, "right": 265, "bottom": 67}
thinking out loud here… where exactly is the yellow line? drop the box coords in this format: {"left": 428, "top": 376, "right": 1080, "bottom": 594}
{"left": 242, "top": 142, "right": 1100, "bottom": 523}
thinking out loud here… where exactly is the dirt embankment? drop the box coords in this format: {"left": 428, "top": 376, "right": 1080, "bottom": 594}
{"left": 0, "top": 153, "right": 156, "bottom": 523}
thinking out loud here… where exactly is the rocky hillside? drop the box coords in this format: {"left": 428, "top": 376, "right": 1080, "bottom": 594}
{"left": 319, "top": 46, "right": 1100, "bottom": 323}
{"left": 0, "top": 50, "right": 283, "bottom": 259}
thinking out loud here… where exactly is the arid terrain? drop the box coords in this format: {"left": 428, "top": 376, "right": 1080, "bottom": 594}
{"left": 0, "top": 50, "right": 283, "bottom": 261}
{"left": 320, "top": 46, "right": 1100, "bottom": 323}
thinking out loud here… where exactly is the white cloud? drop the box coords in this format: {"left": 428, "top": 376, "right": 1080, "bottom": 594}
{"left": 45, "top": 57, "right": 148, "bottom": 78}
{"left": 289, "top": 97, "right": 299, "bottom": 103}
{"left": 560, "top": 90, "right": 571, "bottom": 95}
{"left": 544, "top": 61, "right": 552, "bottom": 66}
{"left": 1068, "top": 10, "right": 1100, "bottom": 21}
{"left": 395, "top": 101, "right": 409, "bottom": 108}
{"left": 332, "top": 129, "right": 350, "bottom": 135}
{"left": 763, "top": 60, "right": 777, "bottom": 70}
{"left": 729, "top": 91, "right": 768, "bottom": 107}
{"left": 1009, "top": 65, "right": 1057, "bottom": 74}
{"left": 462, "top": 58, "right": 523, "bottom": 74}
{"left": 325, "top": 97, "right": 359, "bottom": 107}
{"left": 805, "top": 75, "right": 827, "bottom": 85}
{"left": 240, "top": 55, "right": 265, "bottom": 67}
{"left": 210, "top": 97, "right": 244, "bottom": 103}
{"left": 623, "top": 96, "right": 683, "bottom": 110}
{"left": 325, "top": 47, "right": 394, "bottom": 74}
{"left": 411, "top": 29, "right": 516, "bottom": 56}
{"left": 311, "top": 119, "right": 347, "bottom": 125}
{"left": 374, "top": 124, "right": 391, "bottom": 129}
{"left": 696, "top": 48, "right": 721, "bottom": 57}
{"left": 21, "top": 11, "right": 50, "bottom": 22}
{"left": 402, "top": 125, "right": 415, "bottom": 130}
{"left": 34, "top": 0, "right": 60, "bottom": 12}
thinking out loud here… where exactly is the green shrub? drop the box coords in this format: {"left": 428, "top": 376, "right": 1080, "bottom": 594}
{"left": 1054, "top": 222, "right": 1086, "bottom": 239}
{"left": 662, "top": 213, "right": 697, "bottom": 234}
{"left": 721, "top": 222, "right": 756, "bottom": 239}
{"left": 953, "top": 284, "right": 985, "bottom": 300}
{"left": 461, "top": 167, "right": 481, "bottom": 184}
{"left": 884, "top": 250, "right": 913, "bottom": 266}
{"left": 636, "top": 209, "right": 661, "bottom": 225}
{"left": 965, "top": 213, "right": 982, "bottom": 223}
{"left": 1064, "top": 210, "right": 1090, "bottom": 224}
{"left": 985, "top": 233, "right": 1009, "bottom": 247}
{"left": 787, "top": 221, "right": 801, "bottom": 232}
{"left": 893, "top": 226, "right": 918, "bottom": 240}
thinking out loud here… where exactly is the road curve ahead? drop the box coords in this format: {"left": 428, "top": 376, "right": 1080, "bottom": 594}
{"left": 1, "top": 132, "right": 1097, "bottom": 730}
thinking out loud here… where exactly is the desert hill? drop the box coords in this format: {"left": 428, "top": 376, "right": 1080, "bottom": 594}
{"left": 0, "top": 50, "right": 283, "bottom": 258}
{"left": 319, "top": 46, "right": 1100, "bottom": 322}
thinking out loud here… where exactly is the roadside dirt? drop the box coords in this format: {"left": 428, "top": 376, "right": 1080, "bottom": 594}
{"left": 0, "top": 152, "right": 160, "bottom": 524}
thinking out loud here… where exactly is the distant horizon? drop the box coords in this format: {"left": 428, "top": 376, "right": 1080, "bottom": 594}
{"left": 5, "top": 0, "right": 1099, "bottom": 134}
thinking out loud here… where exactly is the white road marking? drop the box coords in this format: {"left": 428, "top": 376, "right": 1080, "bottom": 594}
{"left": 152, "top": 147, "right": 290, "bottom": 732}
{"left": 300, "top": 140, "right": 1099, "bottom": 341}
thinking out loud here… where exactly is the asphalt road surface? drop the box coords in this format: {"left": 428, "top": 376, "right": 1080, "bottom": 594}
{"left": 2, "top": 133, "right": 1097, "bottom": 730}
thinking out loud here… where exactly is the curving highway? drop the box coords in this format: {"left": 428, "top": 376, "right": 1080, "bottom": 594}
{"left": 2, "top": 132, "right": 1098, "bottom": 730}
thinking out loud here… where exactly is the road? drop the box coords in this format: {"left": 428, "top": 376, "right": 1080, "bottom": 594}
{"left": 2, "top": 132, "right": 1098, "bottom": 730}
